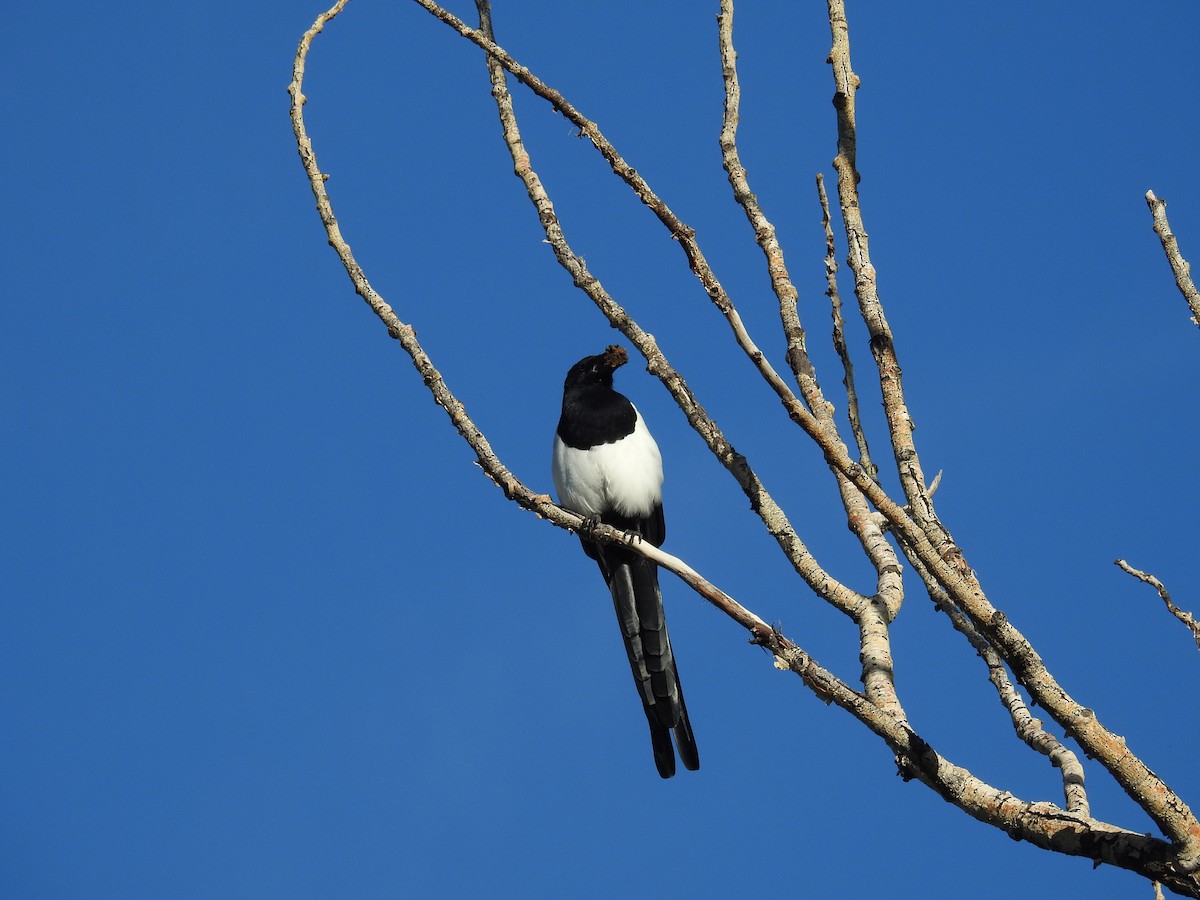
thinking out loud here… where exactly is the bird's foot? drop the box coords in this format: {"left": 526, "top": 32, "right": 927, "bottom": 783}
{"left": 578, "top": 516, "right": 642, "bottom": 548}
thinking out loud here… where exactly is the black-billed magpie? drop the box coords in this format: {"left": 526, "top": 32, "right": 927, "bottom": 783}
{"left": 551, "top": 345, "right": 699, "bottom": 778}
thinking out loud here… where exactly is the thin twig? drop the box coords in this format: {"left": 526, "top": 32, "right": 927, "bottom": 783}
{"left": 906, "top": 549, "right": 1090, "bottom": 815}
{"left": 1116, "top": 559, "right": 1200, "bottom": 651}
{"left": 926, "top": 469, "right": 942, "bottom": 498}
{"left": 1146, "top": 190, "right": 1200, "bottom": 329}
{"left": 818, "top": 172, "right": 876, "bottom": 480}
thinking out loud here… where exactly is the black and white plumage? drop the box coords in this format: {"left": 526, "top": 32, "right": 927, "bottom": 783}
{"left": 551, "top": 345, "right": 699, "bottom": 779}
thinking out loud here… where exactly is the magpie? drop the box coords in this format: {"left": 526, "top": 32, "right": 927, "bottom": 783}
{"left": 551, "top": 345, "right": 699, "bottom": 778}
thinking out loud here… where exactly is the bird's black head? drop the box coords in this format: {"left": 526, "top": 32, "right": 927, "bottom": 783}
{"left": 563, "top": 345, "right": 628, "bottom": 391}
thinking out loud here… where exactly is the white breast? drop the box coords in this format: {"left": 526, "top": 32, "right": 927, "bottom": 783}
{"left": 552, "top": 408, "right": 663, "bottom": 519}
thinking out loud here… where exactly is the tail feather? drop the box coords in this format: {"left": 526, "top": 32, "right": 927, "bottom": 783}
{"left": 628, "top": 555, "right": 679, "bottom": 727}
{"left": 596, "top": 536, "right": 698, "bottom": 778}
{"left": 672, "top": 677, "right": 700, "bottom": 772}
{"left": 647, "top": 717, "right": 677, "bottom": 779}
{"left": 608, "top": 561, "right": 658, "bottom": 712}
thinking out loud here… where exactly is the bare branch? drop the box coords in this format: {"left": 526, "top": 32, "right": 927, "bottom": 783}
{"left": 1116, "top": 559, "right": 1200, "bottom": 651}
{"left": 717, "top": 0, "right": 903, "bottom": 719}
{"left": 1146, "top": 190, "right": 1200, "bottom": 329}
{"left": 825, "top": 0, "right": 937, "bottom": 528}
{"left": 717, "top": 0, "right": 813, "bottom": 393}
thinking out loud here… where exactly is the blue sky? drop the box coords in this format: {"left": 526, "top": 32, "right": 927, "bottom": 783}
{"left": 4, "top": 2, "right": 1199, "bottom": 898}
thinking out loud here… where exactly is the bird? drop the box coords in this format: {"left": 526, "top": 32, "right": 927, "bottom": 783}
{"left": 551, "top": 345, "right": 699, "bottom": 778}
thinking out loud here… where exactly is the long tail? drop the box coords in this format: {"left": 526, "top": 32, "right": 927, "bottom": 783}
{"left": 605, "top": 548, "right": 699, "bottom": 778}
